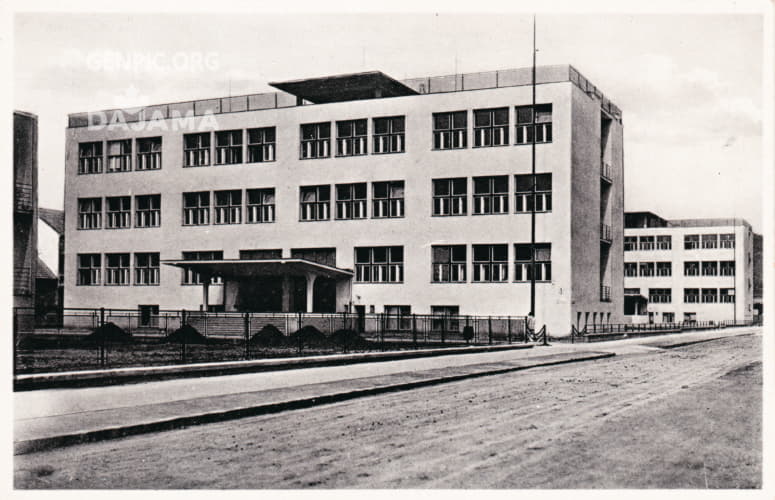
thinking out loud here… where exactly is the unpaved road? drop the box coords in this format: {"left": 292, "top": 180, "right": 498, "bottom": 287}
{"left": 15, "top": 333, "right": 761, "bottom": 488}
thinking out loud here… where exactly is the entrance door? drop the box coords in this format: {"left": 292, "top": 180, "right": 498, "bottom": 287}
{"left": 355, "top": 305, "right": 366, "bottom": 333}
{"left": 139, "top": 305, "right": 159, "bottom": 327}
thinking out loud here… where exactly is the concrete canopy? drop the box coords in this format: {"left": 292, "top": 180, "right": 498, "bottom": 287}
{"left": 161, "top": 258, "right": 353, "bottom": 280}
{"left": 269, "top": 71, "right": 418, "bottom": 104}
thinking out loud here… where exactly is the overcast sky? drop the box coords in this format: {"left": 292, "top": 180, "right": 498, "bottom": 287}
{"left": 13, "top": 10, "right": 765, "bottom": 234}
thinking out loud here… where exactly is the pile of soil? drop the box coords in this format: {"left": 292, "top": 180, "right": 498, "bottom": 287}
{"left": 329, "top": 329, "right": 371, "bottom": 350}
{"left": 287, "top": 325, "right": 330, "bottom": 348}
{"left": 84, "top": 322, "right": 133, "bottom": 343}
{"left": 164, "top": 324, "right": 208, "bottom": 344}
{"left": 249, "top": 324, "right": 286, "bottom": 347}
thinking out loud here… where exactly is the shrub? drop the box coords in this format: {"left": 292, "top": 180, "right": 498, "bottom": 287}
{"left": 329, "top": 328, "right": 371, "bottom": 351}
{"left": 462, "top": 326, "right": 475, "bottom": 343}
{"left": 85, "top": 322, "right": 133, "bottom": 343}
{"left": 164, "top": 324, "right": 208, "bottom": 344}
{"left": 249, "top": 324, "right": 285, "bottom": 347}
{"left": 287, "top": 325, "right": 329, "bottom": 348}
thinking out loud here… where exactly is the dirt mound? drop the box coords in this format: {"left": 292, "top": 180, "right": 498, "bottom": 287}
{"left": 84, "top": 322, "right": 133, "bottom": 343}
{"left": 329, "top": 329, "right": 371, "bottom": 350}
{"left": 249, "top": 324, "right": 286, "bottom": 347}
{"left": 164, "top": 324, "right": 208, "bottom": 344}
{"left": 287, "top": 325, "right": 330, "bottom": 348}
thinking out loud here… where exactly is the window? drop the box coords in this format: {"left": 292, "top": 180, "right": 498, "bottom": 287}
{"left": 720, "top": 288, "right": 735, "bottom": 303}
{"left": 135, "top": 194, "right": 161, "bottom": 228}
{"left": 515, "top": 173, "right": 552, "bottom": 213}
{"left": 78, "top": 142, "right": 103, "bottom": 174}
{"left": 213, "top": 190, "right": 242, "bottom": 224}
{"left": 107, "top": 139, "right": 132, "bottom": 172}
{"left": 684, "top": 261, "right": 700, "bottom": 276}
{"left": 336, "top": 183, "right": 367, "bottom": 220}
{"left": 183, "top": 191, "right": 210, "bottom": 226}
{"left": 183, "top": 132, "right": 211, "bottom": 167}
{"left": 105, "top": 253, "right": 130, "bottom": 286}
{"left": 373, "top": 116, "right": 405, "bottom": 153}
{"left": 624, "top": 262, "right": 637, "bottom": 277}
{"left": 684, "top": 234, "right": 700, "bottom": 250}
{"left": 514, "top": 243, "right": 552, "bottom": 282}
{"left": 433, "top": 111, "right": 467, "bottom": 150}
{"left": 701, "top": 261, "right": 718, "bottom": 276}
{"left": 247, "top": 127, "right": 275, "bottom": 163}
{"left": 136, "top": 137, "right": 162, "bottom": 170}
{"left": 78, "top": 198, "right": 102, "bottom": 229}
{"left": 701, "top": 234, "right": 718, "bottom": 249}
{"left": 106, "top": 196, "right": 131, "bottom": 229}
{"left": 720, "top": 260, "right": 735, "bottom": 276}
{"left": 181, "top": 251, "right": 223, "bottom": 285}
{"left": 300, "top": 122, "right": 331, "bottom": 159}
{"left": 639, "top": 262, "right": 655, "bottom": 277}
{"left": 473, "top": 175, "right": 508, "bottom": 214}
{"left": 472, "top": 244, "right": 508, "bottom": 282}
{"left": 336, "top": 119, "right": 367, "bottom": 156}
{"left": 246, "top": 188, "right": 275, "bottom": 223}
{"left": 77, "top": 254, "right": 101, "bottom": 285}
{"left": 639, "top": 236, "right": 655, "bottom": 251}
{"left": 300, "top": 185, "right": 331, "bottom": 221}
{"left": 474, "top": 107, "right": 509, "bottom": 147}
{"left": 701, "top": 288, "right": 718, "bottom": 303}
{"left": 431, "top": 305, "right": 460, "bottom": 332}
{"left": 432, "top": 178, "right": 467, "bottom": 216}
{"left": 135, "top": 252, "right": 160, "bottom": 285}
{"left": 684, "top": 288, "right": 700, "bottom": 303}
{"left": 649, "top": 288, "right": 671, "bottom": 304}
{"left": 215, "top": 130, "right": 243, "bottom": 165}
{"left": 384, "top": 305, "right": 411, "bottom": 331}
{"left": 624, "top": 236, "right": 637, "bottom": 251}
{"left": 663, "top": 312, "right": 675, "bottom": 323}
{"left": 656, "top": 262, "right": 672, "bottom": 276}
{"left": 515, "top": 104, "right": 552, "bottom": 144}
{"left": 656, "top": 235, "right": 672, "bottom": 250}
{"left": 240, "top": 249, "right": 282, "bottom": 260}
{"left": 291, "top": 248, "right": 336, "bottom": 267}
{"left": 624, "top": 288, "right": 640, "bottom": 295}
{"left": 372, "top": 181, "right": 404, "bottom": 218}
{"left": 432, "top": 245, "right": 466, "bottom": 283}
{"left": 355, "top": 246, "right": 404, "bottom": 283}
{"left": 720, "top": 233, "right": 735, "bottom": 248}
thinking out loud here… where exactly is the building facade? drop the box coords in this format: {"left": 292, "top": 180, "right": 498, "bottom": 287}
{"left": 624, "top": 212, "right": 755, "bottom": 324}
{"left": 14, "top": 111, "right": 38, "bottom": 310}
{"left": 63, "top": 65, "right": 624, "bottom": 336}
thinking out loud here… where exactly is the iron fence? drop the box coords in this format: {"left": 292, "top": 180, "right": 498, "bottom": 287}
{"left": 571, "top": 318, "right": 760, "bottom": 343}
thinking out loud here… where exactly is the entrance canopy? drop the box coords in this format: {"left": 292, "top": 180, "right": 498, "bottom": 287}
{"left": 161, "top": 258, "right": 353, "bottom": 280}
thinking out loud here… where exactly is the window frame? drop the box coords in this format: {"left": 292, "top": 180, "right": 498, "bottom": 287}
{"left": 134, "top": 252, "right": 160, "bottom": 286}
{"left": 135, "top": 194, "right": 161, "bottom": 228}
{"left": 106, "top": 139, "right": 132, "bottom": 173}
{"left": 299, "top": 185, "right": 331, "bottom": 221}
{"left": 78, "top": 141, "right": 104, "bottom": 174}
{"left": 300, "top": 122, "right": 331, "bottom": 159}
{"left": 104, "top": 253, "right": 131, "bottom": 286}
{"left": 136, "top": 136, "right": 162, "bottom": 170}
{"left": 431, "top": 245, "right": 467, "bottom": 283}
{"left": 335, "top": 182, "right": 368, "bottom": 220}
{"left": 214, "top": 130, "right": 243, "bottom": 165}
{"left": 473, "top": 107, "right": 509, "bottom": 147}
{"left": 77, "top": 197, "right": 102, "bottom": 230}
{"left": 336, "top": 119, "right": 368, "bottom": 157}
{"left": 213, "top": 189, "right": 242, "bottom": 225}
{"left": 514, "top": 243, "right": 551, "bottom": 282}
{"left": 354, "top": 246, "right": 404, "bottom": 283}
{"left": 246, "top": 188, "right": 276, "bottom": 223}
{"left": 373, "top": 116, "right": 405, "bottom": 154}
{"left": 105, "top": 196, "right": 132, "bottom": 230}
{"left": 372, "top": 180, "right": 405, "bottom": 219}
{"left": 472, "top": 244, "right": 509, "bottom": 283}
{"left": 247, "top": 127, "right": 276, "bottom": 163}
{"left": 432, "top": 178, "right": 467, "bottom": 216}
{"left": 182, "top": 191, "right": 211, "bottom": 226}
{"left": 77, "top": 253, "right": 101, "bottom": 286}
{"left": 432, "top": 111, "right": 467, "bottom": 150}
{"left": 514, "top": 173, "right": 552, "bottom": 213}
{"left": 473, "top": 175, "right": 509, "bottom": 215}
{"left": 515, "top": 103, "right": 552, "bottom": 145}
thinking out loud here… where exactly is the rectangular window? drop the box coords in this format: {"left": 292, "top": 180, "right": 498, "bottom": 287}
{"left": 215, "top": 130, "right": 243, "bottom": 165}
{"left": 432, "top": 245, "right": 466, "bottom": 283}
{"left": 702, "top": 261, "right": 718, "bottom": 276}
{"left": 354, "top": 246, "right": 404, "bottom": 283}
{"left": 78, "top": 197, "right": 102, "bottom": 229}
{"left": 214, "top": 190, "right": 242, "bottom": 224}
{"left": 384, "top": 305, "right": 411, "bottom": 331}
{"left": 649, "top": 288, "right": 671, "bottom": 304}
{"left": 106, "top": 196, "right": 131, "bottom": 229}
{"left": 78, "top": 142, "right": 103, "bottom": 174}
{"left": 720, "top": 288, "right": 735, "bottom": 303}
{"left": 183, "top": 132, "right": 211, "bottom": 167}
{"left": 77, "top": 254, "right": 101, "bottom": 285}
{"left": 720, "top": 233, "right": 735, "bottom": 248}
{"left": 656, "top": 262, "right": 672, "bottom": 277}
{"left": 472, "top": 244, "right": 508, "bottom": 282}
{"left": 473, "top": 175, "right": 508, "bottom": 215}
{"left": 639, "top": 262, "right": 655, "bottom": 277}
{"left": 656, "top": 235, "right": 672, "bottom": 250}
{"left": 515, "top": 104, "right": 552, "bottom": 144}
{"left": 291, "top": 248, "right": 336, "bottom": 267}
{"left": 336, "top": 119, "right": 367, "bottom": 156}
{"left": 105, "top": 253, "right": 130, "bottom": 286}
{"left": 134, "top": 252, "right": 160, "bottom": 285}
{"left": 300, "top": 122, "right": 331, "bottom": 159}
{"left": 433, "top": 111, "right": 467, "bottom": 150}
{"left": 701, "top": 288, "right": 718, "bottom": 303}
{"left": 684, "top": 261, "right": 700, "bottom": 276}
{"left": 107, "top": 139, "right": 132, "bottom": 172}
{"left": 624, "top": 262, "right": 637, "bottom": 277}
{"left": 183, "top": 191, "right": 210, "bottom": 226}
{"left": 300, "top": 185, "right": 331, "bottom": 221}
{"left": 701, "top": 234, "right": 718, "bottom": 249}
{"left": 684, "top": 288, "right": 700, "bottom": 303}
{"left": 240, "top": 249, "right": 282, "bottom": 260}
{"left": 639, "top": 236, "right": 655, "bottom": 251}
{"left": 514, "top": 243, "right": 552, "bottom": 282}
{"left": 373, "top": 116, "right": 405, "bottom": 154}
{"left": 336, "top": 183, "right": 367, "bottom": 220}
{"left": 474, "top": 107, "right": 509, "bottom": 147}
{"left": 720, "top": 260, "right": 735, "bottom": 276}
{"left": 181, "top": 251, "right": 223, "bottom": 285}
{"left": 663, "top": 312, "right": 675, "bottom": 323}
{"left": 684, "top": 234, "right": 700, "bottom": 250}
{"left": 135, "top": 194, "right": 161, "bottom": 228}
{"left": 246, "top": 188, "right": 275, "bottom": 223}
{"left": 431, "top": 305, "right": 460, "bottom": 332}
{"left": 432, "top": 178, "right": 467, "bottom": 216}
{"left": 624, "top": 236, "right": 638, "bottom": 251}
{"left": 372, "top": 181, "right": 404, "bottom": 218}
{"left": 515, "top": 173, "right": 552, "bottom": 213}
{"left": 136, "top": 137, "right": 162, "bottom": 170}
{"left": 247, "top": 127, "right": 276, "bottom": 163}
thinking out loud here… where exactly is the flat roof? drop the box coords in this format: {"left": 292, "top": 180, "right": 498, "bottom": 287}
{"left": 161, "top": 258, "right": 353, "bottom": 280}
{"left": 269, "top": 71, "right": 418, "bottom": 104}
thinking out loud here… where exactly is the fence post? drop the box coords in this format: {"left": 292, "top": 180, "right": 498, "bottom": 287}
{"left": 379, "top": 313, "right": 385, "bottom": 351}
{"left": 181, "top": 309, "right": 187, "bottom": 326}
{"left": 412, "top": 314, "right": 417, "bottom": 349}
{"left": 571, "top": 325, "right": 575, "bottom": 344}
{"left": 542, "top": 325, "right": 548, "bottom": 346}
{"left": 507, "top": 316, "right": 512, "bottom": 344}
{"left": 441, "top": 315, "right": 446, "bottom": 344}
{"left": 244, "top": 313, "right": 250, "bottom": 360}
{"left": 488, "top": 316, "right": 493, "bottom": 345}
{"left": 13, "top": 311, "right": 18, "bottom": 375}
{"left": 99, "top": 307, "right": 106, "bottom": 368}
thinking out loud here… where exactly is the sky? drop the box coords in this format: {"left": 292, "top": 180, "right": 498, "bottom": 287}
{"left": 13, "top": 10, "right": 766, "bottom": 239}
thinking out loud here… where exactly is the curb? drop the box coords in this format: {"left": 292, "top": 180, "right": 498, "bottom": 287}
{"left": 14, "top": 351, "right": 614, "bottom": 455}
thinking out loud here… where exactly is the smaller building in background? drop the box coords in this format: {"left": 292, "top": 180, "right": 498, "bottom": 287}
{"left": 624, "top": 211, "right": 755, "bottom": 324}
{"left": 13, "top": 111, "right": 38, "bottom": 310}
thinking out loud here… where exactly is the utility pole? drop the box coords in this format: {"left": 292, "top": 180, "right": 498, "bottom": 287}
{"left": 530, "top": 14, "right": 537, "bottom": 318}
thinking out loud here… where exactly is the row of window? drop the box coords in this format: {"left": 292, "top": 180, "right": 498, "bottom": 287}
{"left": 624, "top": 233, "right": 735, "bottom": 251}
{"left": 76, "top": 253, "right": 160, "bottom": 286}
{"left": 76, "top": 104, "right": 554, "bottom": 173}
{"left": 630, "top": 287, "right": 736, "bottom": 304}
{"left": 78, "top": 195, "right": 161, "bottom": 229}
{"left": 624, "top": 261, "right": 735, "bottom": 277}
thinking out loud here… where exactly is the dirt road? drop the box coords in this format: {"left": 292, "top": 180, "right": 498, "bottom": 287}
{"left": 15, "top": 333, "right": 761, "bottom": 488}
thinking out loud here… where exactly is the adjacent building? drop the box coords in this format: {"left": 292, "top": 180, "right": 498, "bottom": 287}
{"left": 13, "top": 111, "right": 38, "bottom": 311}
{"left": 63, "top": 64, "right": 624, "bottom": 336}
{"left": 624, "top": 211, "right": 755, "bottom": 324}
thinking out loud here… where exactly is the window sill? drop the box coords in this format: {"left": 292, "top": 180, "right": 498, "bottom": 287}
{"left": 432, "top": 147, "right": 468, "bottom": 152}
{"left": 431, "top": 213, "right": 468, "bottom": 217}
{"left": 134, "top": 225, "right": 161, "bottom": 229}
{"left": 245, "top": 160, "right": 276, "bottom": 164}
{"left": 472, "top": 144, "right": 510, "bottom": 149}
{"left": 514, "top": 141, "right": 552, "bottom": 146}
{"left": 77, "top": 227, "right": 103, "bottom": 231}
{"left": 106, "top": 170, "right": 132, "bottom": 174}
{"left": 299, "top": 219, "right": 331, "bottom": 222}
{"left": 245, "top": 221, "right": 276, "bottom": 224}
{"left": 514, "top": 210, "right": 552, "bottom": 214}
{"left": 472, "top": 212, "right": 509, "bottom": 216}
{"left": 371, "top": 216, "right": 405, "bottom": 220}
{"left": 431, "top": 280, "right": 468, "bottom": 284}
{"left": 133, "top": 284, "right": 160, "bottom": 287}
{"left": 335, "top": 153, "right": 368, "bottom": 158}
{"left": 371, "top": 151, "right": 405, "bottom": 155}
{"left": 182, "top": 164, "right": 211, "bottom": 168}
{"left": 105, "top": 227, "right": 131, "bottom": 230}
{"left": 104, "top": 284, "right": 130, "bottom": 287}
{"left": 299, "top": 156, "right": 332, "bottom": 161}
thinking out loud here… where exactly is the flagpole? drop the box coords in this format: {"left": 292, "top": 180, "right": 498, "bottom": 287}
{"left": 530, "top": 14, "right": 537, "bottom": 319}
